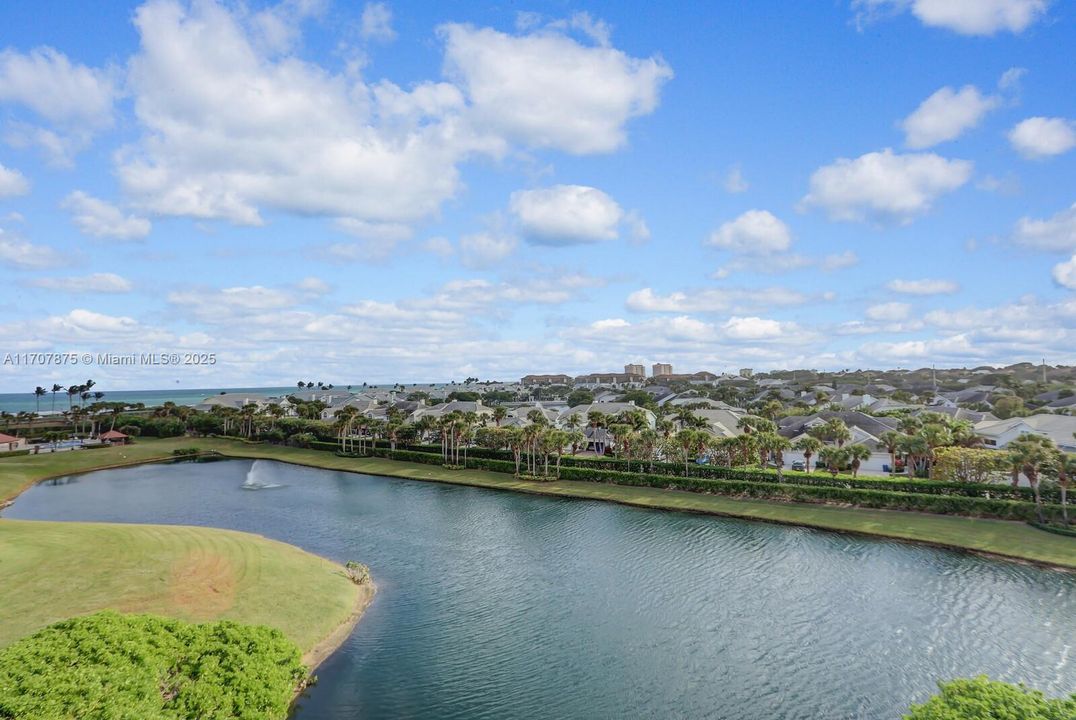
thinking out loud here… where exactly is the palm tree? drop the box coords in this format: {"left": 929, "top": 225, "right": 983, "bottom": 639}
{"left": 818, "top": 446, "right": 850, "bottom": 477}
{"left": 898, "top": 433, "right": 930, "bottom": 478}
{"left": 1050, "top": 451, "right": 1074, "bottom": 525}
{"left": 492, "top": 406, "right": 507, "bottom": 427}
{"left": 33, "top": 386, "right": 46, "bottom": 413}
{"left": 879, "top": 430, "right": 903, "bottom": 476}
{"left": 1007, "top": 433, "right": 1056, "bottom": 523}
{"left": 847, "top": 444, "right": 872, "bottom": 478}
{"left": 50, "top": 384, "right": 64, "bottom": 412}
{"left": 758, "top": 432, "right": 791, "bottom": 480}
{"left": 793, "top": 436, "right": 822, "bottom": 473}
{"left": 919, "top": 422, "right": 953, "bottom": 479}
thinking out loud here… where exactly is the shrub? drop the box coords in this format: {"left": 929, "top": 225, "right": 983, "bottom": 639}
{"left": 345, "top": 561, "right": 370, "bottom": 585}
{"left": 288, "top": 432, "right": 317, "bottom": 448}
{"left": 0, "top": 611, "right": 305, "bottom": 720}
{"left": 171, "top": 448, "right": 201, "bottom": 457}
{"left": 0, "top": 449, "right": 31, "bottom": 458}
{"left": 904, "top": 676, "right": 1075, "bottom": 719}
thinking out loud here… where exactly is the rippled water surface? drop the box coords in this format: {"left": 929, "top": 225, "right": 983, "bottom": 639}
{"left": 6, "top": 459, "right": 1075, "bottom": 719}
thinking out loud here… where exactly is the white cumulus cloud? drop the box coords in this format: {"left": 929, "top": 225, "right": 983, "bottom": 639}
{"left": 1012, "top": 203, "right": 1076, "bottom": 252}
{"left": 0, "top": 163, "right": 29, "bottom": 197}
{"left": 0, "top": 230, "right": 64, "bottom": 269}
{"left": 0, "top": 46, "right": 118, "bottom": 163}
{"left": 1008, "top": 117, "right": 1076, "bottom": 159}
{"left": 62, "top": 191, "right": 151, "bottom": 241}
{"left": 854, "top": 0, "right": 1049, "bottom": 36}
{"left": 510, "top": 185, "right": 626, "bottom": 245}
{"left": 707, "top": 210, "right": 791, "bottom": 254}
{"left": 1053, "top": 255, "right": 1076, "bottom": 290}
{"left": 439, "top": 21, "right": 672, "bottom": 154}
{"left": 901, "top": 85, "right": 999, "bottom": 148}
{"left": 801, "top": 148, "right": 971, "bottom": 223}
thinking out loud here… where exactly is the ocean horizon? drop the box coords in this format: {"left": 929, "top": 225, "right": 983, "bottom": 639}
{"left": 0, "top": 386, "right": 298, "bottom": 414}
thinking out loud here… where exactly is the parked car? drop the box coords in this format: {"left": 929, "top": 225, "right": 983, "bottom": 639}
{"left": 790, "top": 460, "right": 805, "bottom": 471}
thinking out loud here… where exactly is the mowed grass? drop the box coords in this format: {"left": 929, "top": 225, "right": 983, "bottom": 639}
{"left": 0, "top": 518, "right": 360, "bottom": 655}
{"left": 0, "top": 438, "right": 202, "bottom": 505}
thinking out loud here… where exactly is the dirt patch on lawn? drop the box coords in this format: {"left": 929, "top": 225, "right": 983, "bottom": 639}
{"left": 168, "top": 551, "right": 237, "bottom": 618}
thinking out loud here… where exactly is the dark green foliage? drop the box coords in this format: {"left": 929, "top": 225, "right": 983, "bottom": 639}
{"left": 355, "top": 441, "right": 1060, "bottom": 503}
{"left": 361, "top": 447, "right": 1064, "bottom": 522}
{"left": 1028, "top": 522, "right": 1076, "bottom": 538}
{"left": 171, "top": 448, "right": 201, "bottom": 457}
{"left": 904, "top": 676, "right": 1076, "bottom": 719}
{"left": 0, "top": 611, "right": 305, "bottom": 720}
{"left": 0, "top": 449, "right": 30, "bottom": 458}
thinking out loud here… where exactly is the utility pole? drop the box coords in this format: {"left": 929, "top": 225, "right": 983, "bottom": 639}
{"left": 1042, "top": 358, "right": 1047, "bottom": 384}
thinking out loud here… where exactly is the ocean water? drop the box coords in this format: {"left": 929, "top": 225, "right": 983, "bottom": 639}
{"left": 0, "top": 387, "right": 296, "bottom": 414}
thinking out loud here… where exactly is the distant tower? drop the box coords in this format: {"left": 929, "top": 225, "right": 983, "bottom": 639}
{"left": 624, "top": 363, "right": 645, "bottom": 377}
{"left": 652, "top": 362, "right": 673, "bottom": 377}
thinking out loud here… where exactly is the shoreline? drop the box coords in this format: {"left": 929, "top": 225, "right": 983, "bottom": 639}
{"left": 220, "top": 452, "right": 1076, "bottom": 574}
{"left": 3, "top": 438, "right": 1074, "bottom": 570}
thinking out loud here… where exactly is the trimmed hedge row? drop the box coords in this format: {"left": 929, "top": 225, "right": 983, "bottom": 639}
{"left": 0, "top": 449, "right": 31, "bottom": 458}
{"left": 359, "top": 441, "right": 1060, "bottom": 503}
{"left": 358, "top": 447, "right": 1065, "bottom": 523}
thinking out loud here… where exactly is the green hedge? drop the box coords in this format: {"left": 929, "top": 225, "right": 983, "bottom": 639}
{"left": 360, "top": 447, "right": 1064, "bottom": 523}
{"left": 0, "top": 611, "right": 305, "bottom": 720}
{"left": 1028, "top": 521, "right": 1076, "bottom": 538}
{"left": 379, "top": 442, "right": 1060, "bottom": 503}
{"left": 0, "top": 449, "right": 30, "bottom": 458}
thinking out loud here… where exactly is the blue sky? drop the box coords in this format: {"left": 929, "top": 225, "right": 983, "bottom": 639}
{"left": 0, "top": 0, "right": 1074, "bottom": 391}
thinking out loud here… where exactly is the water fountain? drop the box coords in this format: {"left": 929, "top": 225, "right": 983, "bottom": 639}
{"left": 240, "top": 460, "right": 284, "bottom": 490}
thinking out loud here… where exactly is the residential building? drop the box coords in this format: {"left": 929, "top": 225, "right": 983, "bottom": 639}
{"left": 974, "top": 415, "right": 1076, "bottom": 452}
{"left": 624, "top": 363, "right": 645, "bottom": 377}
{"left": 739, "top": 368, "right": 753, "bottom": 378}
{"left": 574, "top": 371, "right": 645, "bottom": 389}
{"left": 521, "top": 374, "right": 573, "bottom": 387}
{"left": 0, "top": 432, "right": 27, "bottom": 452}
{"left": 652, "top": 362, "right": 673, "bottom": 377}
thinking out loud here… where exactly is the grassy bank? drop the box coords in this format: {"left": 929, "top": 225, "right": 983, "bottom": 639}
{"left": 3, "top": 437, "right": 1074, "bottom": 569}
{"left": 0, "top": 517, "right": 365, "bottom": 659}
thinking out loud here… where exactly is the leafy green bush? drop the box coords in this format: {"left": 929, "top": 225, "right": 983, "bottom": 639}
{"left": 0, "top": 611, "right": 305, "bottom": 720}
{"left": 0, "top": 449, "right": 31, "bottom": 458}
{"left": 904, "top": 676, "right": 1076, "bottom": 719}
{"left": 171, "top": 448, "right": 201, "bottom": 457}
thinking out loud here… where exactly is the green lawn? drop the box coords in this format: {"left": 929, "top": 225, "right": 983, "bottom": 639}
{"left": 0, "top": 518, "right": 362, "bottom": 657}
{"left": 0, "top": 439, "right": 367, "bottom": 655}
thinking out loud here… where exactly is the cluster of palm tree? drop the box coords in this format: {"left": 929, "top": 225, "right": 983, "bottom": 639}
{"left": 1005, "top": 432, "right": 1074, "bottom": 525}
{"left": 876, "top": 412, "right": 982, "bottom": 480}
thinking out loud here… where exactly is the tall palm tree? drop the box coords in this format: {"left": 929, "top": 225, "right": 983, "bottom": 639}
{"left": 793, "top": 436, "right": 823, "bottom": 473}
{"left": 33, "top": 386, "right": 46, "bottom": 413}
{"left": 879, "top": 430, "right": 903, "bottom": 476}
{"left": 492, "top": 406, "right": 507, "bottom": 427}
{"left": 919, "top": 422, "right": 953, "bottom": 479}
{"left": 1007, "top": 433, "right": 1056, "bottom": 524}
{"left": 50, "top": 384, "right": 64, "bottom": 412}
{"left": 1051, "top": 451, "right": 1074, "bottom": 526}
{"left": 847, "top": 444, "right": 872, "bottom": 478}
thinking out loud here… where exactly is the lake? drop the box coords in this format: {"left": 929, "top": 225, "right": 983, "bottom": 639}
{"left": 5, "top": 459, "right": 1074, "bottom": 719}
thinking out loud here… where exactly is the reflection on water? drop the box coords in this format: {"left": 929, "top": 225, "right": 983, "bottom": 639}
{"left": 6, "top": 459, "right": 1075, "bottom": 720}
